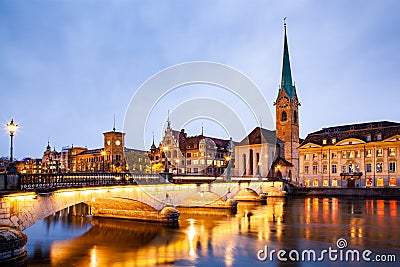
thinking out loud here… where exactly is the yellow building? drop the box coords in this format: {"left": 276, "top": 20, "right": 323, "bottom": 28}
{"left": 299, "top": 121, "right": 400, "bottom": 188}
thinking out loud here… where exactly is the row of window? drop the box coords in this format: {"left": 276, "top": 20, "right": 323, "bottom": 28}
{"left": 321, "top": 134, "right": 383, "bottom": 145}
{"left": 304, "top": 162, "right": 397, "bottom": 174}
{"left": 304, "top": 148, "right": 397, "bottom": 161}
{"left": 304, "top": 177, "right": 397, "bottom": 187}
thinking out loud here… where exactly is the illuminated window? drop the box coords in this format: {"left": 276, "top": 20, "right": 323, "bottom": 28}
{"left": 304, "top": 165, "right": 309, "bottom": 174}
{"left": 332, "top": 164, "right": 337, "bottom": 174}
{"left": 349, "top": 151, "right": 354, "bottom": 158}
{"left": 323, "top": 139, "right": 327, "bottom": 145}
{"left": 322, "top": 153, "right": 327, "bottom": 159}
{"left": 115, "top": 140, "right": 121, "bottom": 146}
{"left": 304, "top": 179, "right": 310, "bottom": 187}
{"left": 389, "top": 162, "right": 396, "bottom": 173}
{"left": 332, "top": 138, "right": 337, "bottom": 144}
{"left": 377, "top": 178, "right": 384, "bottom": 187}
{"left": 193, "top": 152, "right": 198, "bottom": 157}
{"left": 366, "top": 178, "right": 373, "bottom": 187}
{"left": 366, "top": 150, "right": 372, "bottom": 158}
{"left": 376, "top": 163, "right": 383, "bottom": 173}
{"left": 389, "top": 148, "right": 396, "bottom": 157}
{"left": 376, "top": 149, "right": 383, "bottom": 157}
{"left": 313, "top": 153, "right": 318, "bottom": 160}
{"left": 355, "top": 150, "right": 361, "bottom": 158}
{"left": 342, "top": 152, "right": 347, "bottom": 159}
{"left": 107, "top": 140, "right": 111, "bottom": 146}
{"left": 323, "top": 178, "right": 329, "bottom": 186}
{"left": 331, "top": 152, "right": 337, "bottom": 159}
{"left": 304, "top": 154, "right": 310, "bottom": 161}
{"left": 313, "top": 178, "right": 319, "bottom": 187}
{"left": 390, "top": 177, "right": 396, "bottom": 186}
{"left": 332, "top": 178, "right": 338, "bottom": 187}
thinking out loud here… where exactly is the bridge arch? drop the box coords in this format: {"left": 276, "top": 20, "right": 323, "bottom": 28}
{"left": 0, "top": 186, "right": 166, "bottom": 230}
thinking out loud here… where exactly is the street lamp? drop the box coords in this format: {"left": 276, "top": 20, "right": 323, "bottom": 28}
{"left": 101, "top": 151, "right": 106, "bottom": 172}
{"left": 6, "top": 119, "right": 18, "bottom": 164}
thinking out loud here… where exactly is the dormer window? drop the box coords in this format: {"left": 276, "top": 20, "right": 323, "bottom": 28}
{"left": 332, "top": 138, "right": 336, "bottom": 144}
{"left": 322, "top": 139, "right": 327, "bottom": 145}
{"left": 376, "top": 133, "right": 382, "bottom": 141}
{"left": 366, "top": 135, "right": 371, "bottom": 142}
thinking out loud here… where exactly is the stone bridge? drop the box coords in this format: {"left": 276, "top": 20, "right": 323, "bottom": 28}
{"left": 0, "top": 176, "right": 285, "bottom": 230}
{"left": 0, "top": 173, "right": 287, "bottom": 262}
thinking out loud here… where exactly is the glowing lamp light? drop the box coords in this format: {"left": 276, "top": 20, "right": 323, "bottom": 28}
{"left": 7, "top": 119, "right": 18, "bottom": 135}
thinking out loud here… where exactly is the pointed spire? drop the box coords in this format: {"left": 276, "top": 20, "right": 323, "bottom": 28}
{"left": 46, "top": 138, "right": 51, "bottom": 151}
{"left": 151, "top": 132, "right": 156, "bottom": 150}
{"left": 167, "top": 110, "right": 171, "bottom": 128}
{"left": 201, "top": 122, "right": 204, "bottom": 136}
{"left": 113, "top": 114, "right": 116, "bottom": 132}
{"left": 280, "top": 18, "right": 296, "bottom": 99}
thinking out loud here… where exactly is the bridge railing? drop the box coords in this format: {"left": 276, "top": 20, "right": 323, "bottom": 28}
{"left": 17, "top": 172, "right": 164, "bottom": 192}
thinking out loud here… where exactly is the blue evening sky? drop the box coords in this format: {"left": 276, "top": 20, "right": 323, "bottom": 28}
{"left": 1, "top": 0, "right": 399, "bottom": 159}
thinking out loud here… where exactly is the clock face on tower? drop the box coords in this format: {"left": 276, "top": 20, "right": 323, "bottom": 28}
{"left": 278, "top": 96, "right": 290, "bottom": 108}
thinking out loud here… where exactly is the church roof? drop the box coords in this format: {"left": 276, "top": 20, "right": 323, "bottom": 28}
{"left": 237, "top": 127, "right": 277, "bottom": 146}
{"left": 300, "top": 121, "right": 400, "bottom": 147}
{"left": 278, "top": 22, "right": 297, "bottom": 100}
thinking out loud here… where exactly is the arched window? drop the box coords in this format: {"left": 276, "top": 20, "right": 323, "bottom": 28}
{"left": 293, "top": 110, "right": 297, "bottom": 123}
{"left": 281, "top": 111, "right": 287, "bottom": 122}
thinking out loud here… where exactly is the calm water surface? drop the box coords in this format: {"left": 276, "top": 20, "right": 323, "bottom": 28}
{"left": 23, "top": 197, "right": 400, "bottom": 266}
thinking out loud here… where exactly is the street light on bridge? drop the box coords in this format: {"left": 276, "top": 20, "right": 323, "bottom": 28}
{"left": 6, "top": 119, "right": 18, "bottom": 164}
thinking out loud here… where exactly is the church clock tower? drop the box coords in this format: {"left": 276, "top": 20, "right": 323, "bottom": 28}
{"left": 274, "top": 20, "right": 300, "bottom": 179}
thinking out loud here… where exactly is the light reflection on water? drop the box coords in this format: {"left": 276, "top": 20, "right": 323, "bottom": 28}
{"left": 23, "top": 197, "right": 400, "bottom": 266}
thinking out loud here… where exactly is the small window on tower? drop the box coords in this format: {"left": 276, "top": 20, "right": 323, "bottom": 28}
{"left": 293, "top": 110, "right": 297, "bottom": 123}
{"left": 281, "top": 111, "right": 287, "bottom": 122}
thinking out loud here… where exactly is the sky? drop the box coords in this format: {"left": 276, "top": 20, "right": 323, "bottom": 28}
{"left": 0, "top": 0, "right": 399, "bottom": 159}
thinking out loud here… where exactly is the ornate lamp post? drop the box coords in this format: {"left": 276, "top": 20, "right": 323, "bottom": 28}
{"left": 6, "top": 119, "right": 18, "bottom": 165}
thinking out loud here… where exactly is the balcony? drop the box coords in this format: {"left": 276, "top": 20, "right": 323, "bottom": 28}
{"left": 340, "top": 172, "right": 363, "bottom": 178}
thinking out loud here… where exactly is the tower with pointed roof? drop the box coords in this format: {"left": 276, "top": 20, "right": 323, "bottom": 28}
{"left": 274, "top": 20, "right": 300, "bottom": 180}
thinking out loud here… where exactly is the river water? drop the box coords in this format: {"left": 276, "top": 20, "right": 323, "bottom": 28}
{"left": 23, "top": 197, "right": 400, "bottom": 267}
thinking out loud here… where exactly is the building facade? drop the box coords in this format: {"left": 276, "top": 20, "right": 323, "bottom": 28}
{"left": 299, "top": 121, "right": 400, "bottom": 188}
{"left": 150, "top": 122, "right": 233, "bottom": 176}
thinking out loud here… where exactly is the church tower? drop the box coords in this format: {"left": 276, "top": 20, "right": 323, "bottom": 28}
{"left": 274, "top": 20, "right": 300, "bottom": 179}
